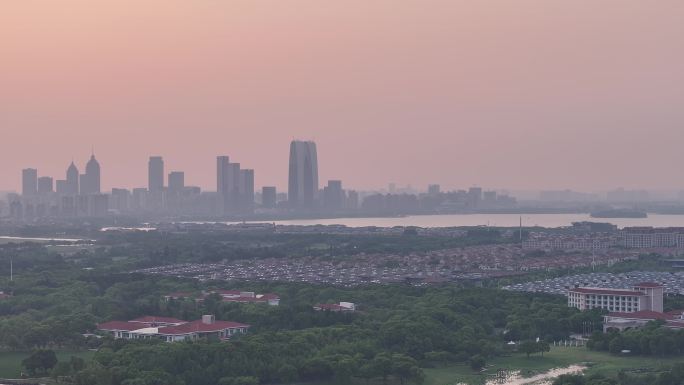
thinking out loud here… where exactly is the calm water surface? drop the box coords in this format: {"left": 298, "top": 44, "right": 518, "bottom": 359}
{"left": 265, "top": 213, "right": 684, "bottom": 229}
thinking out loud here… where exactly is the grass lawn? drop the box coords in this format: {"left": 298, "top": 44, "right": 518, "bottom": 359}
{"left": 0, "top": 350, "right": 95, "bottom": 379}
{"left": 424, "top": 346, "right": 683, "bottom": 385}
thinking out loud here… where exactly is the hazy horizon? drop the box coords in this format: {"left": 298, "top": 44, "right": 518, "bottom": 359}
{"left": 2, "top": 1, "right": 684, "bottom": 192}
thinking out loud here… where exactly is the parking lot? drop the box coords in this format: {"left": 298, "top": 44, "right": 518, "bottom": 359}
{"left": 133, "top": 243, "right": 646, "bottom": 286}
{"left": 504, "top": 271, "right": 684, "bottom": 295}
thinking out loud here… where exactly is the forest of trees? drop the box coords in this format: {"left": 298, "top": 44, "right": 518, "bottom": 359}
{"left": 0, "top": 238, "right": 603, "bottom": 384}
{"left": 0, "top": 230, "right": 681, "bottom": 384}
{"left": 588, "top": 323, "right": 684, "bottom": 356}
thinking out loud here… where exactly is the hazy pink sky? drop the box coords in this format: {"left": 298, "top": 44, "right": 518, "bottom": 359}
{"left": 2, "top": 1, "right": 684, "bottom": 192}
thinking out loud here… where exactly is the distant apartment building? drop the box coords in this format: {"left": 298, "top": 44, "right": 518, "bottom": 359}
{"left": 523, "top": 232, "right": 619, "bottom": 251}
{"left": 428, "top": 184, "right": 440, "bottom": 195}
{"left": 539, "top": 190, "right": 599, "bottom": 202}
{"left": 148, "top": 156, "right": 165, "bottom": 193}
{"left": 607, "top": 188, "right": 649, "bottom": 202}
{"left": 239, "top": 169, "right": 255, "bottom": 212}
{"left": 216, "top": 156, "right": 254, "bottom": 214}
{"left": 523, "top": 238, "right": 616, "bottom": 251}
{"left": 622, "top": 227, "right": 684, "bottom": 248}
{"left": 261, "top": 186, "right": 277, "bottom": 208}
{"left": 323, "top": 180, "right": 345, "bottom": 210}
{"left": 110, "top": 188, "right": 131, "bottom": 212}
{"left": 467, "top": 187, "right": 482, "bottom": 207}
{"left": 37, "top": 176, "right": 53, "bottom": 194}
{"left": 22, "top": 168, "right": 38, "bottom": 196}
{"left": 168, "top": 171, "right": 185, "bottom": 193}
{"left": 346, "top": 190, "right": 359, "bottom": 210}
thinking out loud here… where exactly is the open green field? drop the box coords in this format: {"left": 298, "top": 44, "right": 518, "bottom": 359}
{"left": 0, "top": 350, "right": 94, "bottom": 379}
{"left": 424, "top": 346, "right": 683, "bottom": 385}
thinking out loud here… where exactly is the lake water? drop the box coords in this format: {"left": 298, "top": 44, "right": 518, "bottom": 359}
{"left": 264, "top": 213, "right": 684, "bottom": 229}
{"left": 0, "top": 236, "right": 87, "bottom": 243}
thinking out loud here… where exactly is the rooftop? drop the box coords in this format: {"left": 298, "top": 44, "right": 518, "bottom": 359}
{"left": 569, "top": 287, "right": 645, "bottom": 296}
{"left": 633, "top": 282, "right": 663, "bottom": 288}
{"left": 606, "top": 310, "right": 674, "bottom": 321}
{"left": 97, "top": 320, "right": 145, "bottom": 331}
{"left": 129, "top": 316, "right": 186, "bottom": 325}
{"left": 158, "top": 319, "right": 249, "bottom": 335}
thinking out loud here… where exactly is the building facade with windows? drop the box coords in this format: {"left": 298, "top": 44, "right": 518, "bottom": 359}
{"left": 567, "top": 282, "right": 664, "bottom": 313}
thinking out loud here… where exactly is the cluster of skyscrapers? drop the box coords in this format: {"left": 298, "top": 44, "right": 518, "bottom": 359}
{"left": 9, "top": 139, "right": 516, "bottom": 221}
{"left": 6, "top": 140, "right": 363, "bottom": 221}
{"left": 14, "top": 153, "right": 106, "bottom": 218}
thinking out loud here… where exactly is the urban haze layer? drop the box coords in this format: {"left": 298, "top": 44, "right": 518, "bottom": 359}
{"left": 6, "top": 140, "right": 684, "bottom": 224}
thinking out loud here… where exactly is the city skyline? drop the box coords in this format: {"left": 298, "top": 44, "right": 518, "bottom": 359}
{"left": 2, "top": 1, "right": 684, "bottom": 192}
{"left": 10, "top": 147, "right": 684, "bottom": 198}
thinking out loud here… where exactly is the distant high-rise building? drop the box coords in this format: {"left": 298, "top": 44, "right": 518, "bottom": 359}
{"left": 467, "top": 187, "right": 482, "bottom": 208}
{"left": 110, "top": 188, "right": 131, "bottom": 212}
{"left": 483, "top": 191, "right": 497, "bottom": 203}
{"left": 288, "top": 140, "right": 318, "bottom": 208}
{"left": 87, "top": 154, "right": 101, "bottom": 193}
{"left": 55, "top": 180, "right": 68, "bottom": 194}
{"left": 239, "top": 169, "right": 255, "bottom": 211}
{"left": 22, "top": 168, "right": 38, "bottom": 196}
{"left": 217, "top": 156, "right": 230, "bottom": 195}
{"left": 37, "top": 177, "right": 54, "bottom": 194}
{"left": 131, "top": 188, "right": 149, "bottom": 210}
{"left": 346, "top": 190, "right": 359, "bottom": 210}
{"left": 217, "top": 156, "right": 244, "bottom": 214}
{"left": 79, "top": 174, "right": 88, "bottom": 194}
{"left": 607, "top": 188, "right": 650, "bottom": 203}
{"left": 262, "top": 186, "right": 277, "bottom": 208}
{"left": 148, "top": 156, "right": 164, "bottom": 193}
{"left": 168, "top": 171, "right": 185, "bottom": 193}
{"left": 66, "top": 161, "right": 79, "bottom": 194}
{"left": 80, "top": 154, "right": 101, "bottom": 194}
{"left": 428, "top": 184, "right": 440, "bottom": 195}
{"left": 323, "top": 180, "right": 344, "bottom": 210}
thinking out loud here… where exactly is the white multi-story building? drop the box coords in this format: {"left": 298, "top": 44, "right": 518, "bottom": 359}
{"left": 568, "top": 282, "right": 664, "bottom": 313}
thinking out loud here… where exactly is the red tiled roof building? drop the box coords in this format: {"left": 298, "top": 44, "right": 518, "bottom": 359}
{"left": 97, "top": 315, "right": 249, "bottom": 342}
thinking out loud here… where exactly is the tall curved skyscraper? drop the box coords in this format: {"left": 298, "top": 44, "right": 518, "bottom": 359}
{"left": 288, "top": 140, "right": 318, "bottom": 208}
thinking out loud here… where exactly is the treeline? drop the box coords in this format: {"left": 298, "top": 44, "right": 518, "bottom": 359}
{"left": 73, "top": 330, "right": 426, "bottom": 385}
{"left": 588, "top": 322, "right": 684, "bottom": 356}
{"left": 96, "top": 229, "right": 513, "bottom": 267}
